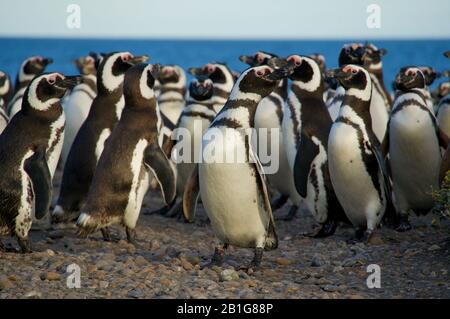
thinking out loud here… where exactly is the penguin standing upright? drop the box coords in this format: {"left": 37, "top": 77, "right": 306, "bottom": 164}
{"left": 385, "top": 67, "right": 448, "bottom": 231}
{"left": 326, "top": 65, "right": 393, "bottom": 241}
{"left": 437, "top": 91, "right": 450, "bottom": 137}
{"left": 439, "top": 52, "right": 450, "bottom": 184}
{"left": 188, "top": 62, "right": 235, "bottom": 113}
{"left": 157, "top": 65, "right": 187, "bottom": 125}
{"left": 167, "top": 76, "right": 215, "bottom": 218}
{"left": 77, "top": 63, "right": 176, "bottom": 242}
{"left": 52, "top": 52, "right": 148, "bottom": 223}
{"left": 7, "top": 56, "right": 53, "bottom": 118}
{"left": 281, "top": 54, "right": 348, "bottom": 236}
{"left": 61, "top": 54, "right": 100, "bottom": 164}
{"left": 0, "top": 73, "right": 80, "bottom": 252}
{"left": 239, "top": 51, "right": 297, "bottom": 218}
{"left": 183, "top": 65, "right": 292, "bottom": 269}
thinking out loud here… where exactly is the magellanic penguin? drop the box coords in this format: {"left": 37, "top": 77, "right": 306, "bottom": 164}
{"left": 439, "top": 52, "right": 450, "bottom": 184}
{"left": 183, "top": 64, "right": 292, "bottom": 270}
{"left": 239, "top": 51, "right": 298, "bottom": 219}
{"left": 326, "top": 65, "right": 394, "bottom": 242}
{"left": 157, "top": 65, "right": 187, "bottom": 125}
{"left": 0, "top": 70, "right": 13, "bottom": 110}
{"left": 384, "top": 67, "right": 448, "bottom": 231}
{"left": 327, "top": 43, "right": 365, "bottom": 121}
{"left": 309, "top": 53, "right": 335, "bottom": 103}
{"left": 188, "top": 62, "right": 235, "bottom": 113}
{"left": 282, "top": 55, "right": 348, "bottom": 237}
{"left": 0, "top": 73, "right": 80, "bottom": 253}
{"left": 52, "top": 52, "right": 148, "bottom": 224}
{"left": 437, "top": 89, "right": 450, "bottom": 138}
{"left": 61, "top": 53, "right": 101, "bottom": 164}
{"left": 77, "top": 63, "right": 176, "bottom": 243}
{"left": 165, "top": 76, "right": 215, "bottom": 219}
{"left": 7, "top": 56, "right": 53, "bottom": 118}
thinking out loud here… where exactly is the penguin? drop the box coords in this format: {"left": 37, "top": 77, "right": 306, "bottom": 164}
{"left": 385, "top": 67, "right": 448, "bottom": 231}
{"left": 183, "top": 64, "right": 292, "bottom": 269}
{"left": 52, "top": 52, "right": 148, "bottom": 224}
{"left": 327, "top": 43, "right": 365, "bottom": 121}
{"left": 439, "top": 52, "right": 450, "bottom": 184}
{"left": 417, "top": 66, "right": 441, "bottom": 113}
{"left": 188, "top": 62, "right": 235, "bottom": 113}
{"left": 326, "top": 64, "right": 393, "bottom": 241}
{"left": 165, "top": 76, "right": 215, "bottom": 218}
{"left": 61, "top": 54, "right": 100, "bottom": 164}
{"left": 0, "top": 73, "right": 80, "bottom": 253}
{"left": 77, "top": 63, "right": 176, "bottom": 243}
{"left": 157, "top": 64, "right": 187, "bottom": 125}
{"left": 0, "top": 70, "right": 13, "bottom": 109}
{"left": 437, "top": 90, "right": 450, "bottom": 137}
{"left": 0, "top": 108, "right": 7, "bottom": 134}
{"left": 239, "top": 51, "right": 299, "bottom": 220}
{"left": 7, "top": 56, "right": 53, "bottom": 118}
{"left": 281, "top": 54, "right": 348, "bottom": 236}
{"left": 309, "top": 53, "right": 335, "bottom": 103}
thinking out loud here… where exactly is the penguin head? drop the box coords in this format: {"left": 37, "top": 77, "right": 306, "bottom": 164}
{"left": 229, "top": 65, "right": 292, "bottom": 100}
{"left": 98, "top": 52, "right": 149, "bottom": 93}
{"left": 309, "top": 53, "right": 327, "bottom": 74}
{"left": 239, "top": 51, "right": 278, "bottom": 67}
{"left": 0, "top": 71, "right": 10, "bottom": 91}
{"left": 157, "top": 65, "right": 186, "bottom": 87}
{"left": 438, "top": 82, "right": 450, "bottom": 98}
{"left": 73, "top": 55, "right": 97, "bottom": 76}
{"left": 444, "top": 51, "right": 450, "bottom": 59}
{"left": 326, "top": 65, "right": 372, "bottom": 100}
{"left": 188, "top": 63, "right": 234, "bottom": 86}
{"left": 123, "top": 63, "right": 161, "bottom": 107}
{"left": 338, "top": 43, "right": 365, "bottom": 67}
{"left": 394, "top": 67, "right": 426, "bottom": 91}
{"left": 418, "top": 66, "right": 440, "bottom": 86}
{"left": 24, "top": 73, "right": 81, "bottom": 112}
{"left": 284, "top": 55, "right": 323, "bottom": 92}
{"left": 19, "top": 56, "right": 53, "bottom": 83}
{"left": 189, "top": 76, "right": 214, "bottom": 101}
{"left": 361, "top": 43, "right": 387, "bottom": 71}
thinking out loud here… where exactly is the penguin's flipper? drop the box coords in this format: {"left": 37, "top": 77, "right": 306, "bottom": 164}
{"left": 249, "top": 147, "right": 278, "bottom": 250}
{"left": 24, "top": 147, "right": 52, "bottom": 219}
{"left": 293, "top": 132, "right": 319, "bottom": 198}
{"left": 183, "top": 165, "right": 200, "bottom": 223}
{"left": 438, "top": 128, "right": 450, "bottom": 149}
{"left": 144, "top": 143, "right": 176, "bottom": 206}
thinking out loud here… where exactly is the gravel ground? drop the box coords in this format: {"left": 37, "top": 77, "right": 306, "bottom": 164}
{"left": 0, "top": 169, "right": 449, "bottom": 299}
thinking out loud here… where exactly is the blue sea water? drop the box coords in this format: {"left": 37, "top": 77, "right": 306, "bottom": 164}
{"left": 0, "top": 38, "right": 449, "bottom": 91}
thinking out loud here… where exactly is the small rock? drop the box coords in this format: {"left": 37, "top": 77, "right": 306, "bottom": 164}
{"left": 127, "top": 288, "right": 143, "bottom": 299}
{"left": 8, "top": 274, "right": 18, "bottom": 281}
{"left": 220, "top": 269, "right": 239, "bottom": 282}
{"left": 311, "top": 255, "right": 326, "bottom": 267}
{"left": 134, "top": 256, "right": 148, "bottom": 267}
{"left": 45, "top": 249, "right": 56, "bottom": 257}
{"left": 276, "top": 258, "right": 292, "bottom": 266}
{"left": 99, "top": 281, "right": 109, "bottom": 289}
{"left": 24, "top": 290, "right": 43, "bottom": 299}
{"left": 184, "top": 255, "right": 200, "bottom": 265}
{"left": 428, "top": 244, "right": 441, "bottom": 251}
{"left": 182, "top": 260, "right": 193, "bottom": 271}
{"left": 48, "top": 230, "right": 64, "bottom": 239}
{"left": 321, "top": 284, "right": 340, "bottom": 292}
{"left": 349, "top": 294, "right": 364, "bottom": 299}
{"left": 41, "top": 272, "right": 61, "bottom": 281}
{"left": 0, "top": 276, "right": 14, "bottom": 290}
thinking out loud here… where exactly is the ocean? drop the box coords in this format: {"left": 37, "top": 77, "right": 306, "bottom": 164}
{"left": 0, "top": 38, "right": 449, "bottom": 91}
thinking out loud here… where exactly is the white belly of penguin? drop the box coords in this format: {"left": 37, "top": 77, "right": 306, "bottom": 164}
{"left": 47, "top": 113, "right": 65, "bottom": 178}
{"left": 389, "top": 107, "right": 441, "bottom": 210}
{"left": 199, "top": 128, "right": 269, "bottom": 248}
{"left": 8, "top": 88, "right": 25, "bottom": 118}
{"left": 159, "top": 92, "right": 185, "bottom": 124}
{"left": 61, "top": 85, "right": 95, "bottom": 163}
{"left": 328, "top": 123, "right": 384, "bottom": 228}
{"left": 370, "top": 88, "right": 389, "bottom": 142}
{"left": 282, "top": 98, "right": 301, "bottom": 171}
{"left": 17, "top": 150, "right": 35, "bottom": 238}
{"left": 437, "top": 102, "right": 450, "bottom": 137}
{"left": 124, "top": 139, "right": 150, "bottom": 229}
{"left": 327, "top": 86, "right": 345, "bottom": 121}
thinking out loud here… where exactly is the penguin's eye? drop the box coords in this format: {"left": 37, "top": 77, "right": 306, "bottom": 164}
{"left": 256, "top": 54, "right": 264, "bottom": 63}
{"left": 47, "top": 78, "right": 55, "bottom": 85}
{"left": 351, "top": 69, "right": 357, "bottom": 74}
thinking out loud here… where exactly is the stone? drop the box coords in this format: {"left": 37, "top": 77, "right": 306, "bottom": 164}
{"left": 127, "top": 288, "right": 143, "bottom": 299}
{"left": 220, "top": 269, "right": 239, "bottom": 282}
{"left": 182, "top": 260, "right": 194, "bottom": 271}
{"left": 24, "top": 290, "right": 43, "bottom": 299}
{"left": 428, "top": 244, "right": 441, "bottom": 251}
{"left": 0, "top": 276, "right": 14, "bottom": 290}
{"left": 276, "top": 258, "right": 292, "bottom": 266}
{"left": 48, "top": 230, "right": 64, "bottom": 239}
{"left": 311, "top": 255, "right": 326, "bottom": 267}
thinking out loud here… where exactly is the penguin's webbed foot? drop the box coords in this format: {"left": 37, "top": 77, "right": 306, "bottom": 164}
{"left": 396, "top": 215, "right": 412, "bottom": 232}
{"left": 362, "top": 230, "right": 374, "bottom": 244}
{"left": 101, "top": 227, "right": 120, "bottom": 242}
{"left": 17, "top": 238, "right": 32, "bottom": 254}
{"left": 238, "top": 247, "right": 263, "bottom": 273}
{"left": 126, "top": 227, "right": 138, "bottom": 246}
{"left": 201, "top": 245, "right": 227, "bottom": 269}
{"left": 165, "top": 201, "right": 183, "bottom": 218}
{"left": 275, "top": 205, "right": 298, "bottom": 221}
{"left": 304, "top": 219, "right": 338, "bottom": 238}
{"left": 271, "top": 195, "right": 288, "bottom": 211}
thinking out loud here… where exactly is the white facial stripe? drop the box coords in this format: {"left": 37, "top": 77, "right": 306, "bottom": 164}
{"left": 345, "top": 67, "right": 372, "bottom": 101}
{"left": 214, "top": 65, "right": 234, "bottom": 92}
{"left": 102, "top": 52, "right": 126, "bottom": 92}
{"left": 28, "top": 74, "right": 60, "bottom": 111}
{"left": 139, "top": 65, "right": 155, "bottom": 99}
{"left": 19, "top": 57, "right": 39, "bottom": 83}
{"left": 293, "top": 57, "right": 321, "bottom": 92}
{"left": 228, "top": 68, "right": 261, "bottom": 101}
{"left": 369, "top": 61, "right": 382, "bottom": 70}
{"left": 0, "top": 77, "right": 10, "bottom": 95}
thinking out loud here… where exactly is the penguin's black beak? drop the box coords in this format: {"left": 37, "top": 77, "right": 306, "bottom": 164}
{"left": 188, "top": 67, "right": 205, "bottom": 76}
{"left": 55, "top": 76, "right": 82, "bottom": 90}
{"left": 444, "top": 51, "right": 450, "bottom": 58}
{"left": 263, "top": 60, "right": 295, "bottom": 81}
{"left": 325, "top": 68, "right": 349, "bottom": 81}
{"left": 150, "top": 63, "right": 162, "bottom": 78}
{"left": 239, "top": 55, "right": 255, "bottom": 66}
{"left": 42, "top": 57, "right": 53, "bottom": 66}
{"left": 128, "top": 55, "right": 150, "bottom": 65}
{"left": 442, "top": 70, "right": 450, "bottom": 78}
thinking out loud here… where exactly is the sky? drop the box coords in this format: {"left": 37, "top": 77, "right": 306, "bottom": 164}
{"left": 0, "top": 0, "right": 449, "bottom": 39}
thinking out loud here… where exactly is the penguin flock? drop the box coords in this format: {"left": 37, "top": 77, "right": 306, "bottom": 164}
{"left": 0, "top": 43, "right": 449, "bottom": 271}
